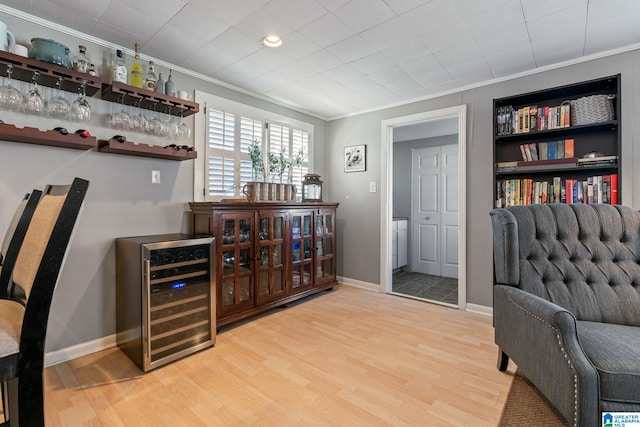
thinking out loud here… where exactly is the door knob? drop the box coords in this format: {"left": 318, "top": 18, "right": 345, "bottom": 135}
{"left": 425, "top": 216, "right": 430, "bottom": 220}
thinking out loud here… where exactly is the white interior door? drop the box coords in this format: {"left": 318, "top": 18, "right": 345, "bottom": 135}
{"left": 411, "top": 144, "right": 459, "bottom": 278}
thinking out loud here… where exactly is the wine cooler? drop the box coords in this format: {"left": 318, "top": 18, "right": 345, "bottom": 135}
{"left": 116, "top": 234, "right": 215, "bottom": 372}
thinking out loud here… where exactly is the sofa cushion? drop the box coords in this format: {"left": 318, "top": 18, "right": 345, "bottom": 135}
{"left": 507, "top": 204, "right": 640, "bottom": 326}
{"left": 578, "top": 321, "right": 640, "bottom": 403}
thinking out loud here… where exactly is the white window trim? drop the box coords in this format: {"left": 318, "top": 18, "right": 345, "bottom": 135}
{"left": 193, "top": 91, "right": 314, "bottom": 202}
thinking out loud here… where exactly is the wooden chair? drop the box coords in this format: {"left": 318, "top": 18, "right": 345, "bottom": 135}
{"left": 0, "top": 177, "right": 89, "bottom": 426}
{"left": 0, "top": 191, "right": 42, "bottom": 299}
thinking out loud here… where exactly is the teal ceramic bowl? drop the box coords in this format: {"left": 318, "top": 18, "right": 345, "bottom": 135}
{"left": 28, "top": 38, "right": 72, "bottom": 69}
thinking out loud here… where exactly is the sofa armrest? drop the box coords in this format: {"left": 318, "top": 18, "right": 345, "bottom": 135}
{"left": 490, "top": 209, "right": 519, "bottom": 285}
{"left": 495, "top": 285, "right": 599, "bottom": 427}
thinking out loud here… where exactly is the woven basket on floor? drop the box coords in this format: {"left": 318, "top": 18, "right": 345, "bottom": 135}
{"left": 569, "top": 94, "right": 615, "bottom": 126}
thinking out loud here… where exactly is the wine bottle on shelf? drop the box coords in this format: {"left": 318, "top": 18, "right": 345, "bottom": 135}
{"left": 144, "top": 60, "right": 157, "bottom": 91}
{"left": 112, "top": 49, "right": 127, "bottom": 84}
{"left": 165, "top": 69, "right": 175, "bottom": 97}
{"left": 129, "top": 43, "right": 144, "bottom": 88}
{"left": 74, "top": 45, "right": 90, "bottom": 73}
{"left": 155, "top": 69, "right": 165, "bottom": 94}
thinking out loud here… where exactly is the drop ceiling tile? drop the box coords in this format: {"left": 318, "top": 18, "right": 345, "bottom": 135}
{"left": 326, "top": 35, "right": 376, "bottom": 63}
{"left": 359, "top": 17, "right": 415, "bottom": 51}
{"left": 298, "top": 49, "right": 343, "bottom": 73}
{"left": 297, "top": 12, "right": 354, "bottom": 48}
{"left": 234, "top": 8, "right": 294, "bottom": 42}
{"left": 277, "top": 31, "right": 322, "bottom": 59}
{"left": 91, "top": 22, "right": 140, "bottom": 51}
{"left": 314, "top": 0, "right": 352, "bottom": 11}
{"left": 216, "top": 58, "right": 270, "bottom": 83}
{"left": 350, "top": 53, "right": 395, "bottom": 75}
{"left": 419, "top": 22, "right": 473, "bottom": 53}
{"left": 210, "top": 27, "right": 262, "bottom": 57}
{"left": 385, "top": 77, "right": 426, "bottom": 97}
{"left": 434, "top": 41, "right": 484, "bottom": 68}
{"left": 188, "top": 0, "right": 268, "bottom": 26}
{"left": 453, "top": 0, "right": 516, "bottom": 18}
{"left": 586, "top": 0, "right": 640, "bottom": 24}
{"left": 275, "top": 60, "right": 316, "bottom": 81}
{"left": 412, "top": 67, "right": 453, "bottom": 88}
{"left": 300, "top": 72, "right": 338, "bottom": 89}
{"left": 144, "top": 24, "right": 206, "bottom": 64}
{"left": 398, "top": 54, "right": 445, "bottom": 76}
{"left": 486, "top": 45, "right": 536, "bottom": 76}
{"left": 585, "top": 10, "right": 640, "bottom": 53}
{"left": 526, "top": 4, "right": 587, "bottom": 43}
{"left": 464, "top": 0, "right": 524, "bottom": 38}
{"left": 475, "top": 23, "right": 530, "bottom": 56}
{"left": 333, "top": 0, "right": 395, "bottom": 33}
{"left": 323, "top": 64, "right": 365, "bottom": 83}
{"left": 369, "top": 66, "right": 412, "bottom": 85}
{"left": 100, "top": 0, "right": 186, "bottom": 41}
{"left": 531, "top": 38, "right": 584, "bottom": 67}
{"left": 380, "top": 38, "right": 431, "bottom": 64}
{"left": 28, "top": 0, "right": 99, "bottom": 35}
{"left": 400, "top": 0, "right": 462, "bottom": 35}
{"left": 446, "top": 57, "right": 493, "bottom": 80}
{"left": 246, "top": 47, "right": 293, "bottom": 70}
{"left": 244, "top": 72, "right": 290, "bottom": 93}
{"left": 263, "top": 0, "right": 329, "bottom": 30}
{"left": 183, "top": 42, "right": 241, "bottom": 75}
{"left": 383, "top": 0, "right": 432, "bottom": 14}
{"left": 165, "top": 5, "right": 229, "bottom": 42}
{"left": 521, "top": 0, "right": 586, "bottom": 21}
{"left": 49, "top": 0, "right": 110, "bottom": 20}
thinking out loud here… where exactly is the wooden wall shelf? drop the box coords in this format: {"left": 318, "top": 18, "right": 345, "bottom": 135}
{"left": 98, "top": 139, "right": 197, "bottom": 160}
{"left": 0, "top": 123, "right": 97, "bottom": 150}
{"left": 102, "top": 82, "right": 199, "bottom": 117}
{"left": 0, "top": 50, "right": 101, "bottom": 96}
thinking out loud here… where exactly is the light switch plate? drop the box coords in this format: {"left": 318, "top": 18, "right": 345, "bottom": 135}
{"left": 152, "top": 170, "right": 161, "bottom": 184}
{"left": 369, "top": 181, "right": 376, "bottom": 192}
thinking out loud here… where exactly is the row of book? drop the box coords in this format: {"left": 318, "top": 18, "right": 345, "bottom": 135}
{"left": 496, "top": 104, "right": 571, "bottom": 135}
{"left": 518, "top": 139, "right": 574, "bottom": 161}
{"left": 496, "top": 174, "right": 618, "bottom": 207}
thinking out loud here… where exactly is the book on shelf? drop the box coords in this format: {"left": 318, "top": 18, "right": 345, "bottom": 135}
{"left": 496, "top": 173, "right": 618, "bottom": 207}
{"left": 496, "top": 102, "right": 572, "bottom": 135}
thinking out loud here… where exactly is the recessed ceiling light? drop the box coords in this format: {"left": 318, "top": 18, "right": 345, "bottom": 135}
{"left": 262, "top": 35, "right": 282, "bottom": 48}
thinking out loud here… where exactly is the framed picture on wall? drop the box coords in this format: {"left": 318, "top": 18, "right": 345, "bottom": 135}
{"left": 344, "top": 144, "right": 366, "bottom": 172}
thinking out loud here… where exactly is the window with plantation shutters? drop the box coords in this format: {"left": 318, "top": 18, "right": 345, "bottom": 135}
{"left": 195, "top": 91, "right": 314, "bottom": 201}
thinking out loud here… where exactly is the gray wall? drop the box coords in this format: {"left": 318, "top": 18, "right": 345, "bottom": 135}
{"left": 0, "top": 11, "right": 327, "bottom": 353}
{"left": 328, "top": 49, "right": 640, "bottom": 307}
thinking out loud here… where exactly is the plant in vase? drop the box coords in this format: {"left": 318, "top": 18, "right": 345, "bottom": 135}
{"left": 289, "top": 149, "right": 305, "bottom": 183}
{"left": 268, "top": 152, "right": 280, "bottom": 182}
{"left": 248, "top": 139, "right": 266, "bottom": 181}
{"left": 278, "top": 149, "right": 291, "bottom": 184}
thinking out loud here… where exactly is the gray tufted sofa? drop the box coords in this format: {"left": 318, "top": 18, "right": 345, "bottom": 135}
{"left": 490, "top": 203, "right": 640, "bottom": 427}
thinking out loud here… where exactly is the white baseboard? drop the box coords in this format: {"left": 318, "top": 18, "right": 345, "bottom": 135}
{"left": 465, "top": 303, "right": 493, "bottom": 317}
{"left": 338, "top": 276, "right": 381, "bottom": 292}
{"left": 45, "top": 334, "right": 116, "bottom": 367}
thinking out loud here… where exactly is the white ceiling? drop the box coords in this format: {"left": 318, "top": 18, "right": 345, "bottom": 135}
{"left": 4, "top": 0, "right": 640, "bottom": 120}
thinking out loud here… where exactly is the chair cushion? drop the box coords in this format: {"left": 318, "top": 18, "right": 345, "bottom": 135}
{"left": 0, "top": 299, "right": 24, "bottom": 358}
{"left": 578, "top": 321, "right": 640, "bottom": 403}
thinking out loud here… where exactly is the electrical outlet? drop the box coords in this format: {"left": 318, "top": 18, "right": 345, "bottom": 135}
{"left": 369, "top": 181, "right": 377, "bottom": 193}
{"left": 152, "top": 170, "right": 161, "bottom": 184}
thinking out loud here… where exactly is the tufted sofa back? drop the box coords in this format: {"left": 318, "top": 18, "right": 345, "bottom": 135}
{"left": 491, "top": 203, "right": 640, "bottom": 326}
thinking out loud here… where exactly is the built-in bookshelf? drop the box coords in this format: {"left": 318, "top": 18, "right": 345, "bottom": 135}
{"left": 493, "top": 75, "right": 620, "bottom": 207}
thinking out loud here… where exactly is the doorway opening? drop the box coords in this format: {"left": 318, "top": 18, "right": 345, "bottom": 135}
{"left": 380, "top": 106, "right": 467, "bottom": 309}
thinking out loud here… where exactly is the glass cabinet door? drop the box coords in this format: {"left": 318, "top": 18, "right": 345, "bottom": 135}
{"left": 314, "top": 209, "right": 336, "bottom": 286}
{"left": 256, "top": 211, "right": 287, "bottom": 304}
{"left": 290, "top": 210, "right": 314, "bottom": 294}
{"left": 217, "top": 213, "right": 254, "bottom": 316}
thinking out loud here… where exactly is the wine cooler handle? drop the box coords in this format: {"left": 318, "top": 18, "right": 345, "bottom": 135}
{"left": 143, "top": 259, "right": 152, "bottom": 364}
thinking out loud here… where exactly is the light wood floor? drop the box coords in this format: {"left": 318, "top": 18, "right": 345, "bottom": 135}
{"left": 43, "top": 285, "right": 513, "bottom": 426}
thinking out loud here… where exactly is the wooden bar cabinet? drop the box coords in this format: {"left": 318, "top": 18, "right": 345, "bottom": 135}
{"left": 189, "top": 202, "right": 339, "bottom": 327}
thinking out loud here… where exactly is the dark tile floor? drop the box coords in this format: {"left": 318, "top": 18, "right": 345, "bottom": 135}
{"left": 392, "top": 271, "right": 458, "bottom": 305}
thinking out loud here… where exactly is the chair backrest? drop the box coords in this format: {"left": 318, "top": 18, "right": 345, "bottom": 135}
{"left": 11, "top": 177, "right": 89, "bottom": 426}
{"left": 0, "top": 190, "right": 42, "bottom": 299}
{"left": 490, "top": 203, "right": 640, "bottom": 326}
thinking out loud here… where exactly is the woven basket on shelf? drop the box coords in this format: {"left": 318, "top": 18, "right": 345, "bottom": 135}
{"left": 569, "top": 94, "right": 615, "bottom": 126}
